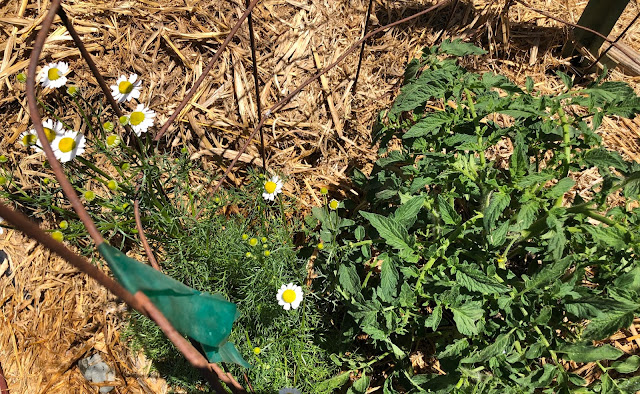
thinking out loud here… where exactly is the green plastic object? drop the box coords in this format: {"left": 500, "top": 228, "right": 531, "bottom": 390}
{"left": 97, "top": 242, "right": 250, "bottom": 368}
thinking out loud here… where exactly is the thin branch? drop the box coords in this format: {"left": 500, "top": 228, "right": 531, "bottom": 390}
{"left": 351, "top": 0, "right": 374, "bottom": 96}
{"left": 26, "top": 0, "right": 103, "bottom": 245}
{"left": 245, "top": 0, "right": 266, "bottom": 171}
{"left": 206, "top": 0, "right": 454, "bottom": 199}
{"left": 134, "top": 199, "right": 161, "bottom": 271}
{"left": 154, "top": 0, "right": 261, "bottom": 141}
{"left": 586, "top": 11, "right": 640, "bottom": 72}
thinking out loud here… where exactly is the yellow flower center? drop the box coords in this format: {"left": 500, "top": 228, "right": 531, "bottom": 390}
{"left": 282, "top": 289, "right": 296, "bottom": 304}
{"left": 58, "top": 137, "right": 76, "bottom": 153}
{"left": 44, "top": 127, "right": 56, "bottom": 142}
{"left": 106, "top": 135, "right": 120, "bottom": 147}
{"left": 22, "top": 134, "right": 38, "bottom": 146}
{"left": 130, "top": 111, "right": 145, "bottom": 126}
{"left": 47, "top": 68, "right": 60, "bottom": 80}
{"left": 264, "top": 181, "right": 277, "bottom": 194}
{"left": 329, "top": 200, "right": 339, "bottom": 210}
{"left": 118, "top": 80, "right": 134, "bottom": 94}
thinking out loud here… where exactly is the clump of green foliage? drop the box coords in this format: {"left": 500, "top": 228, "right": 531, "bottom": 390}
{"left": 0, "top": 76, "right": 336, "bottom": 392}
{"left": 311, "top": 39, "right": 640, "bottom": 392}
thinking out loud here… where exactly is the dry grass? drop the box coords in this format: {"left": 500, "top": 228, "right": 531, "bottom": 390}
{"left": 2, "top": 0, "right": 640, "bottom": 391}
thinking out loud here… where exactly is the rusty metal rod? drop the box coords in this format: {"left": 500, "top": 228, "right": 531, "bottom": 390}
{"left": 154, "top": 0, "right": 261, "bottom": 141}
{"left": 206, "top": 0, "right": 454, "bottom": 199}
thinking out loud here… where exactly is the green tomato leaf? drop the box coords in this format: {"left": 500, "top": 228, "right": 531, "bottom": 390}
{"left": 450, "top": 301, "right": 483, "bottom": 336}
{"left": 379, "top": 258, "right": 399, "bottom": 302}
{"left": 456, "top": 264, "right": 509, "bottom": 294}
{"left": 461, "top": 331, "right": 514, "bottom": 363}
{"left": 437, "top": 195, "right": 461, "bottom": 226}
{"left": 611, "top": 355, "right": 640, "bottom": 374}
{"left": 403, "top": 112, "right": 451, "bottom": 139}
{"left": 438, "top": 38, "right": 487, "bottom": 56}
{"left": 558, "top": 343, "right": 624, "bottom": 363}
{"left": 339, "top": 264, "right": 362, "bottom": 296}
{"left": 424, "top": 304, "right": 442, "bottom": 330}
{"left": 584, "top": 148, "right": 628, "bottom": 172}
{"left": 361, "top": 211, "right": 419, "bottom": 263}
{"left": 484, "top": 192, "right": 511, "bottom": 231}
{"left": 394, "top": 195, "right": 424, "bottom": 229}
{"left": 583, "top": 311, "right": 635, "bottom": 341}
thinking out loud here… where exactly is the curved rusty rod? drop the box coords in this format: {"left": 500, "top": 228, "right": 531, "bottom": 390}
{"left": 0, "top": 203, "right": 230, "bottom": 393}
{"left": 26, "top": 0, "right": 104, "bottom": 246}
{"left": 154, "top": 0, "right": 261, "bottom": 141}
{"left": 26, "top": 1, "right": 244, "bottom": 391}
{"left": 206, "top": 0, "right": 453, "bottom": 198}
{"left": 134, "top": 199, "right": 161, "bottom": 271}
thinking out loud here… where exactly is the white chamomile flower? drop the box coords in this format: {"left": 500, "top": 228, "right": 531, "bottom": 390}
{"left": 262, "top": 175, "right": 283, "bottom": 201}
{"left": 128, "top": 104, "right": 155, "bottom": 136}
{"left": 279, "top": 388, "right": 301, "bottom": 394}
{"left": 39, "top": 61, "right": 69, "bottom": 89}
{"left": 22, "top": 119, "right": 64, "bottom": 152}
{"left": 52, "top": 130, "right": 86, "bottom": 163}
{"left": 111, "top": 74, "right": 141, "bottom": 103}
{"left": 276, "top": 283, "right": 303, "bottom": 310}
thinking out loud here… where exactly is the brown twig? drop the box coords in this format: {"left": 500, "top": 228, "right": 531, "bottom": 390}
{"left": 245, "top": 0, "right": 266, "bottom": 171}
{"left": 434, "top": 0, "right": 460, "bottom": 44}
{"left": 134, "top": 199, "right": 161, "bottom": 271}
{"left": 26, "top": 0, "right": 104, "bottom": 245}
{"left": 206, "top": 0, "right": 453, "bottom": 200}
{"left": 0, "top": 203, "right": 239, "bottom": 392}
{"left": 351, "top": 0, "right": 374, "bottom": 97}
{"left": 154, "top": 0, "right": 261, "bottom": 141}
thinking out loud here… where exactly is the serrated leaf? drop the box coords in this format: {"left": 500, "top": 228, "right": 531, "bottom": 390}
{"left": 525, "top": 77, "right": 534, "bottom": 93}
{"left": 583, "top": 225, "right": 627, "bottom": 249}
{"left": 390, "top": 77, "right": 446, "bottom": 116}
{"left": 461, "top": 332, "right": 514, "bottom": 363}
{"left": 425, "top": 304, "right": 442, "bottom": 330}
{"left": 556, "top": 71, "right": 573, "bottom": 90}
{"left": 510, "top": 132, "right": 527, "bottom": 180}
{"left": 394, "top": 195, "right": 424, "bottom": 229}
{"left": 611, "top": 355, "right": 640, "bottom": 374}
{"left": 524, "top": 256, "right": 572, "bottom": 292}
{"left": 547, "top": 177, "right": 575, "bottom": 199}
{"left": 456, "top": 264, "right": 509, "bottom": 294}
{"left": 361, "top": 211, "right": 419, "bottom": 263}
{"left": 565, "top": 296, "right": 630, "bottom": 319}
{"left": 558, "top": 343, "right": 624, "bottom": 363}
{"left": 547, "top": 229, "right": 566, "bottom": 261}
{"left": 379, "top": 258, "right": 399, "bottom": 302}
{"left": 450, "top": 301, "right": 483, "bottom": 336}
{"left": 515, "top": 201, "right": 539, "bottom": 230}
{"left": 437, "top": 195, "right": 460, "bottom": 226}
{"left": 484, "top": 192, "right": 511, "bottom": 230}
{"left": 438, "top": 338, "right": 469, "bottom": 359}
{"left": 513, "top": 363, "right": 558, "bottom": 389}
{"left": 403, "top": 112, "right": 451, "bottom": 139}
{"left": 317, "top": 372, "right": 351, "bottom": 392}
{"left": 624, "top": 171, "right": 640, "bottom": 199}
{"left": 339, "top": 264, "right": 361, "bottom": 296}
{"left": 438, "top": 38, "right": 487, "bottom": 56}
{"left": 583, "top": 311, "right": 635, "bottom": 341}
{"left": 618, "top": 376, "right": 640, "bottom": 392}
{"left": 488, "top": 220, "right": 508, "bottom": 247}
{"left": 403, "top": 58, "right": 422, "bottom": 84}
{"left": 613, "top": 267, "right": 640, "bottom": 292}
{"left": 516, "top": 172, "right": 554, "bottom": 188}
{"left": 584, "top": 148, "right": 628, "bottom": 172}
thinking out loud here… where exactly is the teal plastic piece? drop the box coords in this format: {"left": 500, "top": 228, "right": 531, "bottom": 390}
{"left": 97, "top": 242, "right": 250, "bottom": 368}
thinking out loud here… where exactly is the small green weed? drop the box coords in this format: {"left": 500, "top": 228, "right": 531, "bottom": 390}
{"left": 310, "top": 40, "right": 640, "bottom": 392}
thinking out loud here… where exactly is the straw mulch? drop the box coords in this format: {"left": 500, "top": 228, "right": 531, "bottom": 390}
{"left": 2, "top": 0, "right": 640, "bottom": 391}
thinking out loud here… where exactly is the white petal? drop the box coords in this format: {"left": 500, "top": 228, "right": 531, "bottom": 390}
{"left": 283, "top": 303, "right": 291, "bottom": 310}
